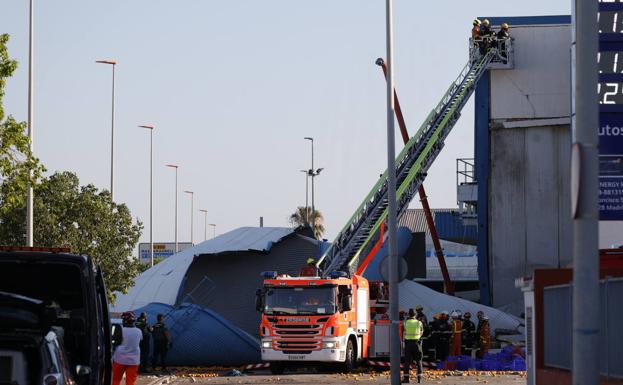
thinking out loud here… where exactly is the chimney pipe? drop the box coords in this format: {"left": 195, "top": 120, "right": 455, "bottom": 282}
{"left": 260, "top": 217, "right": 264, "bottom": 228}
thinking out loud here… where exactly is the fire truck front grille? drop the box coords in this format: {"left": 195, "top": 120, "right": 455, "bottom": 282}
{"left": 275, "top": 339, "right": 321, "bottom": 353}
{"left": 273, "top": 324, "right": 321, "bottom": 335}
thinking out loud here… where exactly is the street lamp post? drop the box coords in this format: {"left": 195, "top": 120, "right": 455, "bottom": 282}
{"left": 304, "top": 137, "right": 314, "bottom": 223}
{"left": 209, "top": 223, "right": 216, "bottom": 239}
{"left": 26, "top": 0, "right": 34, "bottom": 247}
{"left": 304, "top": 138, "right": 323, "bottom": 232}
{"left": 139, "top": 125, "right": 155, "bottom": 266}
{"left": 184, "top": 190, "right": 194, "bottom": 244}
{"left": 383, "top": 0, "right": 400, "bottom": 383}
{"left": 96, "top": 59, "right": 117, "bottom": 200}
{"left": 166, "top": 164, "right": 179, "bottom": 253}
{"left": 199, "top": 209, "right": 208, "bottom": 241}
{"left": 299, "top": 169, "right": 309, "bottom": 224}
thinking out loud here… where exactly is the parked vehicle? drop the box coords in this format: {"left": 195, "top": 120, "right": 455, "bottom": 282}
{"left": 0, "top": 248, "right": 112, "bottom": 385}
{"left": 0, "top": 291, "right": 86, "bottom": 385}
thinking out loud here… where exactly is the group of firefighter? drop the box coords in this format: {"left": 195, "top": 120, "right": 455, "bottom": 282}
{"left": 471, "top": 18, "right": 511, "bottom": 56}
{"left": 400, "top": 306, "right": 490, "bottom": 383}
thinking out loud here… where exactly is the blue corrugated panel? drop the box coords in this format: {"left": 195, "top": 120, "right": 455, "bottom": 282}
{"left": 433, "top": 212, "right": 477, "bottom": 245}
{"left": 133, "top": 302, "right": 260, "bottom": 366}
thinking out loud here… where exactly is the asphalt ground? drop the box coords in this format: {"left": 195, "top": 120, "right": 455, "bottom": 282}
{"left": 136, "top": 368, "right": 527, "bottom": 385}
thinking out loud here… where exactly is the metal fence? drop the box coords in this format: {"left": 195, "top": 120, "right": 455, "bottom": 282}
{"left": 543, "top": 277, "right": 623, "bottom": 379}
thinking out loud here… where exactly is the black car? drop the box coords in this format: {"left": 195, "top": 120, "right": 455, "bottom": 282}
{"left": 0, "top": 249, "right": 112, "bottom": 385}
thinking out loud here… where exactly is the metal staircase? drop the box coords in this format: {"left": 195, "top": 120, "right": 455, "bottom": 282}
{"left": 317, "top": 49, "right": 497, "bottom": 276}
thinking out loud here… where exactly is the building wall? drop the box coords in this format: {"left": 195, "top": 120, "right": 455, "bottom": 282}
{"left": 490, "top": 24, "right": 571, "bottom": 120}
{"left": 484, "top": 21, "right": 574, "bottom": 314}
{"left": 180, "top": 233, "right": 319, "bottom": 337}
{"left": 489, "top": 124, "right": 572, "bottom": 313}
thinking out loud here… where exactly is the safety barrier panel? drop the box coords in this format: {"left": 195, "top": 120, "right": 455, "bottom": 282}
{"left": 543, "top": 278, "right": 623, "bottom": 379}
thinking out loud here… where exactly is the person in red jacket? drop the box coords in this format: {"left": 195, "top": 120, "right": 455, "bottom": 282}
{"left": 299, "top": 258, "right": 318, "bottom": 277}
{"left": 449, "top": 311, "right": 463, "bottom": 356}
{"left": 476, "top": 311, "right": 490, "bottom": 359}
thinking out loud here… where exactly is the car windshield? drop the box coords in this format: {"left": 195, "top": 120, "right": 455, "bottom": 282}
{"left": 264, "top": 286, "right": 336, "bottom": 315}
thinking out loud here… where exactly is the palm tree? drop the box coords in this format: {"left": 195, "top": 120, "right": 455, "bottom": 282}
{"left": 289, "top": 206, "right": 325, "bottom": 239}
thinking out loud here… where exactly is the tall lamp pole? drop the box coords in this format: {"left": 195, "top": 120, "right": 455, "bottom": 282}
{"left": 384, "top": 0, "right": 400, "bottom": 383}
{"left": 304, "top": 137, "right": 314, "bottom": 223}
{"left": 209, "top": 223, "right": 216, "bottom": 239}
{"left": 184, "top": 190, "right": 194, "bottom": 244}
{"left": 139, "top": 125, "right": 155, "bottom": 266}
{"left": 26, "top": 0, "right": 34, "bottom": 246}
{"left": 304, "top": 137, "right": 323, "bottom": 233}
{"left": 300, "top": 169, "right": 309, "bottom": 224}
{"left": 199, "top": 209, "right": 208, "bottom": 241}
{"left": 571, "top": 1, "right": 599, "bottom": 384}
{"left": 166, "top": 164, "right": 179, "bottom": 253}
{"left": 96, "top": 59, "right": 117, "bottom": 200}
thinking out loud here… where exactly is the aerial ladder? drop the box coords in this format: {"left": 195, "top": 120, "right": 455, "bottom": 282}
{"left": 317, "top": 48, "right": 499, "bottom": 277}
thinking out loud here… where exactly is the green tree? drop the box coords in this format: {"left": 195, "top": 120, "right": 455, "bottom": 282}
{"left": 0, "top": 172, "right": 144, "bottom": 303}
{"left": 0, "top": 34, "right": 44, "bottom": 213}
{"left": 289, "top": 206, "right": 325, "bottom": 239}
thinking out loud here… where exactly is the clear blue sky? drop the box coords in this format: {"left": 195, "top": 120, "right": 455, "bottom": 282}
{"left": 2, "top": 1, "right": 570, "bottom": 248}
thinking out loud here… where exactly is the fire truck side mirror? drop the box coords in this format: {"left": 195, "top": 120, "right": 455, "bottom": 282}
{"left": 255, "top": 289, "right": 264, "bottom": 312}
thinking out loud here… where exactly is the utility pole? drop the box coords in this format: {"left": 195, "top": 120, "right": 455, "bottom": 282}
{"left": 166, "top": 164, "right": 179, "bottom": 253}
{"left": 139, "top": 125, "right": 155, "bottom": 266}
{"left": 95, "top": 60, "right": 117, "bottom": 200}
{"left": 304, "top": 137, "right": 315, "bottom": 224}
{"left": 184, "top": 190, "right": 194, "bottom": 244}
{"left": 385, "top": 0, "right": 400, "bottom": 383}
{"left": 26, "top": 0, "right": 34, "bottom": 246}
{"left": 571, "top": 1, "right": 600, "bottom": 385}
{"left": 300, "top": 169, "right": 309, "bottom": 224}
{"left": 199, "top": 209, "right": 208, "bottom": 241}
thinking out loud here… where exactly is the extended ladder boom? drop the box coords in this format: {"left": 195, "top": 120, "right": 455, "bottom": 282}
{"left": 317, "top": 50, "right": 496, "bottom": 276}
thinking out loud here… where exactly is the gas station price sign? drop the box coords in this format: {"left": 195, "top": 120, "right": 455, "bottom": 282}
{"left": 599, "top": 0, "right": 623, "bottom": 219}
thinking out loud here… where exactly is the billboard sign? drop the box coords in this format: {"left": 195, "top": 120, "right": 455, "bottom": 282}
{"left": 138, "top": 242, "right": 193, "bottom": 263}
{"left": 598, "top": 1, "right": 623, "bottom": 220}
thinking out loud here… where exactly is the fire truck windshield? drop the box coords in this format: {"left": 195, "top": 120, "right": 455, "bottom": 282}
{"left": 264, "top": 286, "right": 337, "bottom": 315}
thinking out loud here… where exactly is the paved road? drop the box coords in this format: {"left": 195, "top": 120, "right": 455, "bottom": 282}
{"left": 137, "top": 370, "right": 526, "bottom": 385}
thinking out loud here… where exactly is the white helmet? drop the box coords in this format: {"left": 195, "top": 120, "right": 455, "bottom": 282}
{"left": 451, "top": 311, "right": 459, "bottom": 318}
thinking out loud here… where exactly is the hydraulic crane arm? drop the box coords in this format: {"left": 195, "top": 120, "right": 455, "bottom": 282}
{"left": 318, "top": 49, "right": 496, "bottom": 277}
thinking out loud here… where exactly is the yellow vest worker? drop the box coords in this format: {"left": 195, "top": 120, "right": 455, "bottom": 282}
{"left": 403, "top": 309, "right": 424, "bottom": 383}
{"left": 404, "top": 318, "right": 424, "bottom": 340}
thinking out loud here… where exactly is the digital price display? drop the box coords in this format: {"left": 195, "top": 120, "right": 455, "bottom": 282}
{"left": 598, "top": 11, "right": 623, "bottom": 33}
{"left": 599, "top": 0, "right": 623, "bottom": 220}
{"left": 598, "top": 52, "right": 623, "bottom": 74}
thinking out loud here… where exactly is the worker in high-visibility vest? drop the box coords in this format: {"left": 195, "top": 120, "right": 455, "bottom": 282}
{"left": 403, "top": 308, "right": 424, "bottom": 384}
{"left": 449, "top": 311, "right": 463, "bottom": 356}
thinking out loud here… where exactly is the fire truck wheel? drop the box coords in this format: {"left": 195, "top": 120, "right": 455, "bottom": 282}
{"left": 269, "top": 362, "right": 285, "bottom": 375}
{"left": 341, "top": 339, "right": 356, "bottom": 373}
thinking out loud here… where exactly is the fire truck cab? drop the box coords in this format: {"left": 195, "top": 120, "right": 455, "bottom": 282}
{"left": 256, "top": 271, "right": 370, "bottom": 374}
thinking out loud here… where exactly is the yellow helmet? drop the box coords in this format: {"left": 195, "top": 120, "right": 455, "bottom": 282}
{"left": 473, "top": 19, "right": 481, "bottom": 26}
{"left": 482, "top": 19, "right": 490, "bottom": 26}
{"left": 501, "top": 22, "right": 509, "bottom": 30}
{"left": 307, "top": 258, "right": 315, "bottom": 264}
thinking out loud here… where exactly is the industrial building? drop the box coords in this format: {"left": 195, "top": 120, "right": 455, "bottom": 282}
{"left": 466, "top": 16, "right": 623, "bottom": 314}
